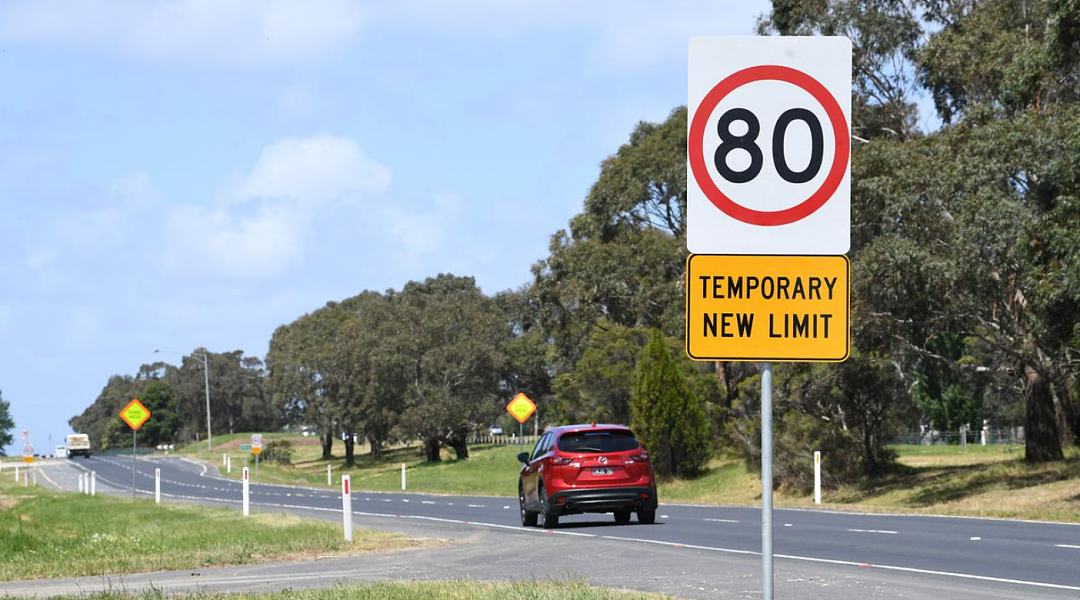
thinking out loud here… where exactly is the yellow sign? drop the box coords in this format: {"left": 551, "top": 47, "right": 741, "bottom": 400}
{"left": 686, "top": 255, "right": 849, "bottom": 362}
{"left": 120, "top": 398, "right": 152, "bottom": 431}
{"left": 252, "top": 446, "right": 262, "bottom": 455}
{"left": 506, "top": 393, "right": 537, "bottom": 424}
{"left": 24, "top": 456, "right": 34, "bottom": 464}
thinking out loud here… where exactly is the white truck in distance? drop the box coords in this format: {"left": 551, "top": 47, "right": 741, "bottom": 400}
{"left": 66, "top": 434, "right": 91, "bottom": 458}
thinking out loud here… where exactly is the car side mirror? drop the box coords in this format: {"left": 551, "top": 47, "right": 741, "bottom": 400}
{"left": 517, "top": 452, "right": 530, "bottom": 464}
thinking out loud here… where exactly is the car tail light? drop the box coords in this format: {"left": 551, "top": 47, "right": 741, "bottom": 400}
{"left": 630, "top": 449, "right": 649, "bottom": 462}
{"left": 550, "top": 456, "right": 572, "bottom": 466}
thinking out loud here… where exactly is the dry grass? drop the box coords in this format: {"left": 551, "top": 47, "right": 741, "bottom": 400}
{"left": 0, "top": 476, "right": 435, "bottom": 581}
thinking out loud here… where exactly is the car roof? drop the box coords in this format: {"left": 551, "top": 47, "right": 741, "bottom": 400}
{"left": 547, "top": 424, "right": 633, "bottom": 436}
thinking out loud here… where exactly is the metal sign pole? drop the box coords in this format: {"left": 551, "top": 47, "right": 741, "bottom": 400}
{"left": 132, "top": 429, "right": 137, "bottom": 502}
{"left": 761, "top": 362, "right": 774, "bottom": 600}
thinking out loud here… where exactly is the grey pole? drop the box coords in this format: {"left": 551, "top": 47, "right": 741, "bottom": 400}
{"left": 761, "top": 362, "right": 774, "bottom": 600}
{"left": 132, "top": 429, "right": 137, "bottom": 502}
{"left": 202, "top": 353, "right": 212, "bottom": 452}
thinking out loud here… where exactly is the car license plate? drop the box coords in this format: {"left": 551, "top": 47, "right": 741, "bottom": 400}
{"left": 592, "top": 468, "right": 614, "bottom": 475}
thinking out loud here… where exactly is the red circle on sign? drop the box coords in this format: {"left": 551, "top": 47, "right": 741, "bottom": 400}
{"left": 688, "top": 65, "right": 850, "bottom": 226}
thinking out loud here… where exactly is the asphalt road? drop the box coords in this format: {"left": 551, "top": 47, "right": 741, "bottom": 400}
{"left": 21, "top": 455, "right": 1080, "bottom": 599}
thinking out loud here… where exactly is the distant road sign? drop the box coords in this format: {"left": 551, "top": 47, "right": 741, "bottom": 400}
{"left": 240, "top": 444, "right": 252, "bottom": 451}
{"left": 687, "top": 36, "right": 851, "bottom": 254}
{"left": 119, "top": 399, "right": 152, "bottom": 430}
{"left": 252, "top": 434, "right": 263, "bottom": 449}
{"left": 506, "top": 393, "right": 537, "bottom": 424}
{"left": 685, "top": 254, "right": 849, "bottom": 362}
{"left": 23, "top": 443, "right": 34, "bottom": 458}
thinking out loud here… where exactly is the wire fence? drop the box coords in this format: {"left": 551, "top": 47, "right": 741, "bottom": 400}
{"left": 891, "top": 428, "right": 1025, "bottom": 446}
{"left": 467, "top": 433, "right": 541, "bottom": 447}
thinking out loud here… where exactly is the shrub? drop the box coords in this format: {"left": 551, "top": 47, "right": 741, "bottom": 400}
{"left": 630, "top": 329, "right": 712, "bottom": 477}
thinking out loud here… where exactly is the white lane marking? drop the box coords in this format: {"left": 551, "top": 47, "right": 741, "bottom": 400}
{"left": 402, "top": 499, "right": 409, "bottom": 503}
{"left": 660, "top": 514, "right": 669, "bottom": 518}
{"left": 503, "top": 506, "right": 510, "bottom": 509}
{"left": 970, "top": 537, "right": 981, "bottom": 541}
{"left": 704, "top": 518, "right": 739, "bottom": 523}
{"left": 1056, "top": 544, "right": 1080, "bottom": 549}
{"left": 784, "top": 523, "right": 793, "bottom": 527}
{"left": 468, "top": 504, "right": 484, "bottom": 508}
{"left": 80, "top": 468, "right": 1080, "bottom": 595}
{"left": 35, "top": 465, "right": 64, "bottom": 490}
{"left": 847, "top": 529, "right": 898, "bottom": 535}
{"left": 421, "top": 501, "right": 435, "bottom": 505}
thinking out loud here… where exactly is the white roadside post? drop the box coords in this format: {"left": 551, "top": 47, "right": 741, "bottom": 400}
{"left": 242, "top": 467, "right": 250, "bottom": 517}
{"left": 15, "top": 465, "right": 20, "bottom": 483}
{"left": 85, "top": 472, "right": 91, "bottom": 494}
{"left": 327, "top": 464, "right": 332, "bottom": 487}
{"left": 814, "top": 451, "right": 822, "bottom": 505}
{"left": 91, "top": 471, "right": 96, "bottom": 496}
{"left": 155, "top": 468, "right": 161, "bottom": 504}
{"left": 227, "top": 455, "right": 232, "bottom": 474}
{"left": 223, "top": 453, "right": 227, "bottom": 466}
{"left": 342, "top": 474, "right": 353, "bottom": 541}
{"left": 401, "top": 463, "right": 407, "bottom": 491}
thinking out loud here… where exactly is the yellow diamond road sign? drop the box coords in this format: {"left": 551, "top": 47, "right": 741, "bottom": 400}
{"left": 506, "top": 393, "right": 537, "bottom": 424}
{"left": 686, "top": 254, "right": 849, "bottom": 362}
{"left": 120, "top": 398, "right": 152, "bottom": 431}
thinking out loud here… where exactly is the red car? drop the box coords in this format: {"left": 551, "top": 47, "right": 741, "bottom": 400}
{"left": 518, "top": 424, "right": 657, "bottom": 528}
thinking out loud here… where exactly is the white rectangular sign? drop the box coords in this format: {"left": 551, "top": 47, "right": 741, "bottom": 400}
{"left": 687, "top": 36, "right": 851, "bottom": 255}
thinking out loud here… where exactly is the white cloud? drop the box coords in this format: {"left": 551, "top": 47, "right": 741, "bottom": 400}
{"left": 225, "top": 135, "right": 391, "bottom": 207}
{"left": 162, "top": 200, "right": 303, "bottom": 278}
{"left": 163, "top": 135, "right": 390, "bottom": 278}
{"left": 373, "top": 0, "right": 765, "bottom": 67}
{"left": 0, "top": 0, "right": 366, "bottom": 66}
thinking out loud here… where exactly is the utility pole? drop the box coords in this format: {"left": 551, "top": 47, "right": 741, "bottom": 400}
{"left": 200, "top": 352, "right": 212, "bottom": 451}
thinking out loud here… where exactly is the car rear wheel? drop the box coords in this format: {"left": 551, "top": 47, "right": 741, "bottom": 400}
{"left": 614, "top": 510, "right": 631, "bottom": 524}
{"left": 538, "top": 485, "right": 559, "bottom": 529}
{"left": 637, "top": 509, "right": 656, "bottom": 524}
{"left": 519, "top": 485, "right": 537, "bottom": 527}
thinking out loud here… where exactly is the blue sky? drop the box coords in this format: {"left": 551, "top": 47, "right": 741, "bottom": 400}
{"left": 0, "top": 1, "right": 771, "bottom": 454}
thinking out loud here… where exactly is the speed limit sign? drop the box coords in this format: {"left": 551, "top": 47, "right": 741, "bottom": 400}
{"left": 687, "top": 36, "right": 851, "bottom": 254}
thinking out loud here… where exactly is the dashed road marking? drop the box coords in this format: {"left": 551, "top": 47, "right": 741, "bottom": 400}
{"left": 1056, "top": 544, "right": 1080, "bottom": 550}
{"left": 704, "top": 518, "right": 739, "bottom": 523}
{"left": 847, "top": 529, "right": 898, "bottom": 535}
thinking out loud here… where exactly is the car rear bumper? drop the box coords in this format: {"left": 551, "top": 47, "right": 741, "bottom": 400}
{"left": 548, "top": 486, "right": 658, "bottom": 514}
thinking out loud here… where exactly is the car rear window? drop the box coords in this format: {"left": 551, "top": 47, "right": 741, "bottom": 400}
{"left": 557, "top": 430, "right": 639, "bottom": 453}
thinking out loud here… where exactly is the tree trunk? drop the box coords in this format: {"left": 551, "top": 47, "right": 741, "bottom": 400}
{"left": 1057, "top": 373, "right": 1079, "bottom": 447}
{"left": 863, "top": 425, "right": 877, "bottom": 476}
{"left": 1023, "top": 364, "right": 1064, "bottom": 463}
{"left": 715, "top": 361, "right": 733, "bottom": 412}
{"left": 447, "top": 437, "right": 469, "bottom": 460}
{"left": 344, "top": 433, "right": 355, "bottom": 467}
{"left": 445, "top": 427, "right": 470, "bottom": 460}
{"left": 424, "top": 437, "right": 441, "bottom": 462}
{"left": 321, "top": 431, "right": 334, "bottom": 460}
{"left": 368, "top": 435, "right": 383, "bottom": 457}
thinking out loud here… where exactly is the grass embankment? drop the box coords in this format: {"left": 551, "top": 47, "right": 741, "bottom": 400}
{"left": 35, "top": 581, "right": 670, "bottom": 600}
{"left": 0, "top": 475, "right": 427, "bottom": 581}
{"left": 182, "top": 433, "right": 1080, "bottom": 523}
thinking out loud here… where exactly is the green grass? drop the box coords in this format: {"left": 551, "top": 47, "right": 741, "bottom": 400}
{"left": 180, "top": 434, "right": 528, "bottom": 496}
{"left": 27, "top": 581, "right": 670, "bottom": 600}
{"left": 0, "top": 475, "right": 427, "bottom": 581}
{"left": 178, "top": 433, "right": 1080, "bottom": 523}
